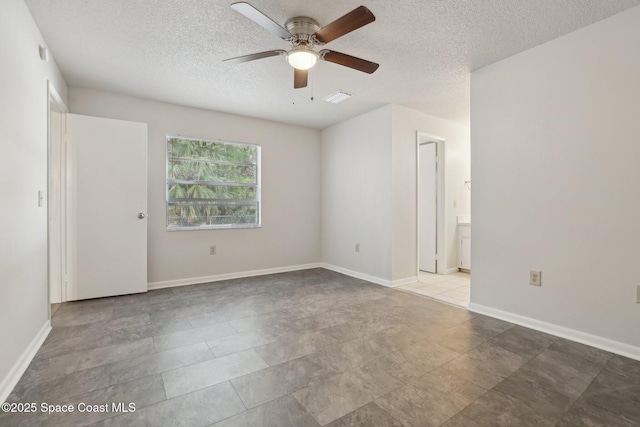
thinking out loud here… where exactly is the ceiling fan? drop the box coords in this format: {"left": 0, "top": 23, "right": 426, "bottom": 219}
{"left": 223, "top": 2, "right": 379, "bottom": 89}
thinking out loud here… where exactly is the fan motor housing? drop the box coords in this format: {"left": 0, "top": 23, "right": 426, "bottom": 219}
{"left": 285, "top": 17, "right": 320, "bottom": 43}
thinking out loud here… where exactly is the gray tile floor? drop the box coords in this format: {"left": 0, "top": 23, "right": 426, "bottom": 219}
{"left": 2, "top": 268, "right": 639, "bottom": 426}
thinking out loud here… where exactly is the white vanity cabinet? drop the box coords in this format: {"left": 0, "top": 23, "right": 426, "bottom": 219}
{"left": 458, "top": 221, "right": 471, "bottom": 272}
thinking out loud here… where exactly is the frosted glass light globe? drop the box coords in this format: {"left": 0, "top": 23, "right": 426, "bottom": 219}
{"left": 287, "top": 47, "right": 318, "bottom": 70}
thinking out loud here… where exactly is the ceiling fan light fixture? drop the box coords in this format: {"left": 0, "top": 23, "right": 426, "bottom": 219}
{"left": 287, "top": 46, "right": 318, "bottom": 70}
{"left": 226, "top": 4, "right": 379, "bottom": 88}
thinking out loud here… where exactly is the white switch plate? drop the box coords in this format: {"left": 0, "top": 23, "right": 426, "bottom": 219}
{"left": 355, "top": 243, "right": 360, "bottom": 253}
{"left": 530, "top": 270, "right": 542, "bottom": 286}
{"left": 209, "top": 245, "right": 216, "bottom": 255}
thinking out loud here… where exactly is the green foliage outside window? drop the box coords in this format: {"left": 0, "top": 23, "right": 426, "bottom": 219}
{"left": 166, "top": 136, "right": 260, "bottom": 229}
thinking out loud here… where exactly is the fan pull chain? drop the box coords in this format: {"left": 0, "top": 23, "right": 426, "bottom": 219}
{"left": 310, "top": 70, "right": 315, "bottom": 101}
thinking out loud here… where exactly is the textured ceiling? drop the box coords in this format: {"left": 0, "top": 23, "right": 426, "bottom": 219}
{"left": 25, "top": 0, "right": 640, "bottom": 129}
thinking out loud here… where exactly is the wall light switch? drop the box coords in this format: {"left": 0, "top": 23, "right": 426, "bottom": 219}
{"left": 530, "top": 270, "right": 542, "bottom": 286}
{"left": 355, "top": 243, "right": 360, "bottom": 253}
{"left": 209, "top": 245, "right": 216, "bottom": 255}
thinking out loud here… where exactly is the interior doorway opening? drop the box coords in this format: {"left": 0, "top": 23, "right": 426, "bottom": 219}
{"left": 416, "top": 132, "right": 445, "bottom": 276}
{"left": 418, "top": 140, "right": 438, "bottom": 273}
{"left": 401, "top": 131, "right": 470, "bottom": 308}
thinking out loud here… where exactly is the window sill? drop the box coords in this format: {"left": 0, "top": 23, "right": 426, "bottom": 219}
{"left": 166, "top": 224, "right": 262, "bottom": 232}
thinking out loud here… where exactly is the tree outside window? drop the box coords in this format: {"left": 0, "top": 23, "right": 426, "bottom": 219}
{"left": 166, "top": 136, "right": 261, "bottom": 230}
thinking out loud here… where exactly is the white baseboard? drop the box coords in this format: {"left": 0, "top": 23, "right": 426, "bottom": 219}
{"left": 320, "top": 263, "right": 395, "bottom": 287}
{"left": 468, "top": 303, "right": 640, "bottom": 362}
{"left": 149, "top": 263, "right": 408, "bottom": 292}
{"left": 445, "top": 267, "right": 460, "bottom": 274}
{"left": 147, "top": 263, "right": 322, "bottom": 290}
{"left": 0, "top": 321, "right": 51, "bottom": 403}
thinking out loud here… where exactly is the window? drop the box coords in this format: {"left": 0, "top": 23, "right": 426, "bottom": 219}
{"left": 166, "top": 135, "right": 261, "bottom": 230}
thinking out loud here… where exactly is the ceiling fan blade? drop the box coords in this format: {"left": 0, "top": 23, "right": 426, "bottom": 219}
{"left": 320, "top": 50, "right": 379, "bottom": 74}
{"left": 231, "top": 2, "right": 292, "bottom": 40}
{"left": 294, "top": 68, "right": 308, "bottom": 89}
{"left": 313, "top": 6, "right": 375, "bottom": 44}
{"left": 223, "top": 50, "right": 285, "bottom": 64}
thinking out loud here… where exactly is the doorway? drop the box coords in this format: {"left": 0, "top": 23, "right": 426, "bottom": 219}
{"left": 47, "top": 97, "right": 149, "bottom": 308}
{"left": 416, "top": 132, "right": 445, "bottom": 276}
{"left": 399, "top": 132, "right": 471, "bottom": 308}
{"left": 418, "top": 141, "right": 437, "bottom": 273}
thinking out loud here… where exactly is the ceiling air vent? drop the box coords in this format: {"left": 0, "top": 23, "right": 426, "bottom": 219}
{"left": 324, "top": 91, "right": 352, "bottom": 104}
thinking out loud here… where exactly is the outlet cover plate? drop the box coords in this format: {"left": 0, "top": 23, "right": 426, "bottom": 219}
{"left": 209, "top": 245, "right": 216, "bottom": 255}
{"left": 530, "top": 270, "right": 542, "bottom": 286}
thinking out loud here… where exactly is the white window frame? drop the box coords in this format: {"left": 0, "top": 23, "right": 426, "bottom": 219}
{"left": 166, "top": 135, "right": 261, "bottom": 231}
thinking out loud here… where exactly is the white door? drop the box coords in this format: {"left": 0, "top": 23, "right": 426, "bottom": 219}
{"left": 67, "top": 114, "right": 148, "bottom": 300}
{"left": 419, "top": 142, "right": 437, "bottom": 273}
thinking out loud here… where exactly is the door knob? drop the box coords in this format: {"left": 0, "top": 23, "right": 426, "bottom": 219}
{"left": 138, "top": 213, "right": 146, "bottom": 219}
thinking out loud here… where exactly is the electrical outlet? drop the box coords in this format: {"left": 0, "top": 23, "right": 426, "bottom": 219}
{"left": 355, "top": 243, "right": 360, "bottom": 253}
{"left": 530, "top": 270, "right": 542, "bottom": 286}
{"left": 209, "top": 245, "right": 216, "bottom": 255}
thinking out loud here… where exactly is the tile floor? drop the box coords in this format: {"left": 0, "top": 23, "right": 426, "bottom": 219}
{"left": 397, "top": 271, "right": 471, "bottom": 308}
{"left": 2, "top": 268, "right": 639, "bottom": 426}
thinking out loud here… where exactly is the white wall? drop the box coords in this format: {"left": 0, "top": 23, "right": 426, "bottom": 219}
{"left": 391, "top": 105, "right": 470, "bottom": 279}
{"left": 320, "top": 104, "right": 470, "bottom": 284}
{"left": 471, "top": 6, "right": 640, "bottom": 354}
{"left": 69, "top": 88, "right": 321, "bottom": 286}
{"left": 0, "top": 0, "right": 68, "bottom": 400}
{"left": 321, "top": 105, "right": 393, "bottom": 282}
